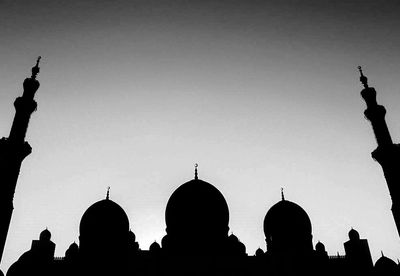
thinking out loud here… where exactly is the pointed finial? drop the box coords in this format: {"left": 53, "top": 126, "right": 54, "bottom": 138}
{"left": 194, "top": 163, "right": 198, "bottom": 180}
{"left": 281, "top": 187, "right": 285, "bottom": 201}
{"left": 106, "top": 186, "right": 110, "bottom": 200}
{"left": 381, "top": 250, "right": 384, "bottom": 257}
{"left": 357, "top": 66, "right": 369, "bottom": 89}
{"left": 31, "top": 56, "right": 41, "bottom": 79}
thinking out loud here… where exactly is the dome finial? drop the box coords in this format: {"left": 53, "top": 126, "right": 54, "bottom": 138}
{"left": 31, "top": 56, "right": 41, "bottom": 79}
{"left": 357, "top": 66, "right": 369, "bottom": 89}
{"left": 106, "top": 186, "right": 110, "bottom": 200}
{"left": 281, "top": 187, "right": 285, "bottom": 201}
{"left": 194, "top": 163, "right": 198, "bottom": 180}
{"left": 381, "top": 250, "right": 384, "bottom": 257}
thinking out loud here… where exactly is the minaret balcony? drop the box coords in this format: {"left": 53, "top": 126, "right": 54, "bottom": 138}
{"left": 13, "top": 97, "right": 37, "bottom": 114}
{"left": 364, "top": 104, "right": 386, "bottom": 122}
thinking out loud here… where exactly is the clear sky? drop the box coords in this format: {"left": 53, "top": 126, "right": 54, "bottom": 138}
{"left": 1, "top": 0, "right": 400, "bottom": 272}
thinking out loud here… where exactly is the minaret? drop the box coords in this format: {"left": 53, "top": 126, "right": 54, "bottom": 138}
{"left": 0, "top": 57, "right": 41, "bottom": 263}
{"left": 358, "top": 66, "right": 400, "bottom": 238}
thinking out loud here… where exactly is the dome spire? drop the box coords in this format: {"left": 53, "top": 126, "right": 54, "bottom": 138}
{"left": 106, "top": 186, "right": 110, "bottom": 200}
{"left": 31, "top": 56, "right": 41, "bottom": 79}
{"left": 357, "top": 66, "right": 369, "bottom": 89}
{"left": 281, "top": 187, "right": 285, "bottom": 201}
{"left": 194, "top": 163, "right": 198, "bottom": 180}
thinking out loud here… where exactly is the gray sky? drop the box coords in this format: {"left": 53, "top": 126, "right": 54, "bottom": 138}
{"left": 1, "top": 0, "right": 400, "bottom": 272}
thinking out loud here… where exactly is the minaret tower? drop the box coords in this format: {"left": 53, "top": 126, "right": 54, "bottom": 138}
{"left": 358, "top": 66, "right": 400, "bottom": 238}
{"left": 0, "top": 57, "right": 41, "bottom": 263}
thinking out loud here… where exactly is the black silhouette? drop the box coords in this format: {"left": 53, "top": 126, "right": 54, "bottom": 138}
{"left": 2, "top": 64, "right": 400, "bottom": 275}
{"left": 0, "top": 57, "right": 41, "bottom": 264}
{"left": 359, "top": 66, "right": 400, "bottom": 239}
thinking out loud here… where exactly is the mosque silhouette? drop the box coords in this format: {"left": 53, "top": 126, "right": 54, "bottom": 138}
{"left": 0, "top": 60, "right": 400, "bottom": 275}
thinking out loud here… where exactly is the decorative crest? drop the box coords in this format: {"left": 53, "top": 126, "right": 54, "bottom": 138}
{"left": 357, "top": 66, "right": 369, "bottom": 89}
{"left": 31, "top": 56, "right": 41, "bottom": 79}
{"left": 281, "top": 187, "right": 285, "bottom": 201}
{"left": 194, "top": 163, "right": 198, "bottom": 180}
{"left": 106, "top": 186, "right": 110, "bottom": 200}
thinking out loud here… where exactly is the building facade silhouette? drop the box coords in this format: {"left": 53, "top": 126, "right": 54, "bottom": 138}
{"left": 2, "top": 65, "right": 400, "bottom": 275}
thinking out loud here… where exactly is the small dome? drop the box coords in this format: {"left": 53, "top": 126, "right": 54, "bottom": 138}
{"left": 150, "top": 241, "right": 161, "bottom": 252}
{"left": 255, "top": 248, "right": 264, "bottom": 257}
{"left": 80, "top": 199, "right": 129, "bottom": 238}
{"left": 161, "top": 235, "right": 170, "bottom": 249}
{"left": 128, "top": 230, "right": 136, "bottom": 242}
{"left": 69, "top": 242, "right": 78, "bottom": 251}
{"left": 228, "top": 234, "right": 239, "bottom": 243}
{"left": 165, "top": 178, "right": 229, "bottom": 236}
{"left": 264, "top": 200, "right": 312, "bottom": 239}
{"left": 348, "top": 228, "right": 360, "bottom": 241}
{"left": 65, "top": 242, "right": 79, "bottom": 259}
{"left": 39, "top": 229, "right": 51, "bottom": 241}
{"left": 315, "top": 241, "right": 325, "bottom": 252}
{"left": 375, "top": 255, "right": 398, "bottom": 273}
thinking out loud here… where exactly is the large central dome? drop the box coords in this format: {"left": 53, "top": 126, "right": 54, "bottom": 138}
{"left": 78, "top": 196, "right": 132, "bottom": 263}
{"left": 165, "top": 178, "right": 229, "bottom": 237}
{"left": 264, "top": 200, "right": 312, "bottom": 238}
{"left": 263, "top": 199, "right": 313, "bottom": 253}
{"left": 80, "top": 198, "right": 129, "bottom": 238}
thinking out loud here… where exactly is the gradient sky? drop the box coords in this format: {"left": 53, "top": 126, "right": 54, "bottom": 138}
{"left": 1, "top": 0, "right": 400, "bottom": 272}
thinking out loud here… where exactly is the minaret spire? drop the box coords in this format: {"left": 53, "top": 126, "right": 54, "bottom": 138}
{"left": 359, "top": 66, "right": 393, "bottom": 147}
{"left": 281, "top": 188, "right": 285, "bottom": 201}
{"left": 31, "top": 56, "right": 41, "bottom": 79}
{"left": 194, "top": 163, "right": 198, "bottom": 180}
{"left": 359, "top": 66, "right": 400, "bottom": 239}
{"left": 106, "top": 186, "right": 110, "bottom": 200}
{"left": 358, "top": 66, "right": 369, "bottom": 89}
{"left": 0, "top": 57, "right": 42, "bottom": 263}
